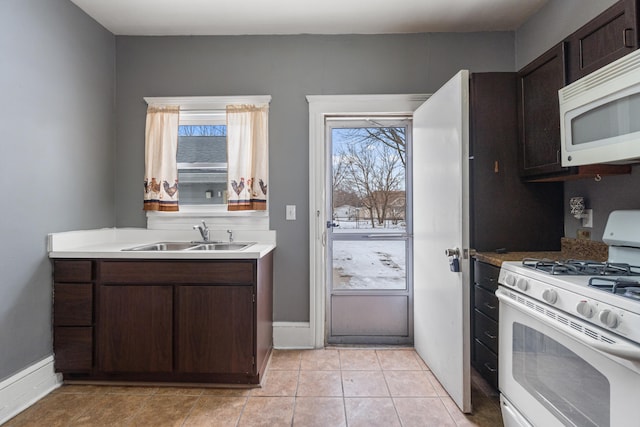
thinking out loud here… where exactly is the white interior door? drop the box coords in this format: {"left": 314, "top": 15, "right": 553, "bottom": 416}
{"left": 413, "top": 70, "right": 471, "bottom": 412}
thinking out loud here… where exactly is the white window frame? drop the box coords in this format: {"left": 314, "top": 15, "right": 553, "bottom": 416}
{"left": 143, "top": 95, "right": 271, "bottom": 230}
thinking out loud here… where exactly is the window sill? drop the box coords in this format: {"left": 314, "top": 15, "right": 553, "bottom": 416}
{"left": 146, "top": 205, "right": 269, "bottom": 231}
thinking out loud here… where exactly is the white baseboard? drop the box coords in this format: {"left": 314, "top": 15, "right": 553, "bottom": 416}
{"left": 273, "top": 321, "right": 317, "bottom": 349}
{"left": 0, "top": 356, "right": 62, "bottom": 425}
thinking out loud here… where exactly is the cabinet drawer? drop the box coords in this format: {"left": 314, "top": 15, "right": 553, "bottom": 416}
{"left": 54, "top": 283, "right": 93, "bottom": 326}
{"left": 474, "top": 309, "right": 498, "bottom": 353}
{"left": 100, "top": 260, "right": 255, "bottom": 284}
{"left": 474, "top": 339, "right": 498, "bottom": 390}
{"left": 474, "top": 285, "right": 499, "bottom": 321}
{"left": 53, "top": 260, "right": 93, "bottom": 282}
{"left": 54, "top": 327, "right": 93, "bottom": 372}
{"left": 474, "top": 260, "right": 500, "bottom": 291}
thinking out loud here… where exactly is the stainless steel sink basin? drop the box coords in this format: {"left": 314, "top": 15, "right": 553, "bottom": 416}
{"left": 122, "top": 241, "right": 255, "bottom": 251}
{"left": 187, "top": 242, "right": 255, "bottom": 251}
{"left": 123, "top": 242, "right": 202, "bottom": 251}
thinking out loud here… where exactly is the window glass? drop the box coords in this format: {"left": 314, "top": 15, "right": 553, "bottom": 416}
{"left": 177, "top": 124, "right": 227, "bottom": 205}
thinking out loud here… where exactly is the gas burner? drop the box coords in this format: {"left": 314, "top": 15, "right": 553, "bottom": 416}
{"left": 624, "top": 287, "right": 640, "bottom": 301}
{"left": 589, "top": 277, "right": 640, "bottom": 300}
{"left": 522, "top": 258, "right": 640, "bottom": 276}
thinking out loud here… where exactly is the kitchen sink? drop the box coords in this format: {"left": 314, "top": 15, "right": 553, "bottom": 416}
{"left": 123, "top": 242, "right": 202, "bottom": 251}
{"left": 122, "top": 241, "right": 255, "bottom": 251}
{"left": 186, "top": 242, "right": 255, "bottom": 251}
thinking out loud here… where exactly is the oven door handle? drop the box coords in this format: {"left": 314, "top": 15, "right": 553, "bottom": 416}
{"left": 496, "top": 288, "right": 640, "bottom": 362}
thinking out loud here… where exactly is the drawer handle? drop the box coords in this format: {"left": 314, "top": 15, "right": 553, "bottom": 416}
{"left": 484, "top": 362, "right": 497, "bottom": 373}
{"left": 484, "top": 331, "right": 497, "bottom": 340}
{"left": 624, "top": 28, "right": 634, "bottom": 48}
{"left": 483, "top": 302, "right": 496, "bottom": 310}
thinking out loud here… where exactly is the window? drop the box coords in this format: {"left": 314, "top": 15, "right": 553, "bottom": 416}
{"left": 177, "top": 111, "right": 227, "bottom": 206}
{"left": 142, "top": 95, "right": 271, "bottom": 230}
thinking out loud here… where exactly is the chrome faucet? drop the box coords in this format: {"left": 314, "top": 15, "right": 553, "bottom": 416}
{"left": 193, "top": 221, "right": 210, "bottom": 242}
{"left": 227, "top": 229, "right": 234, "bottom": 243}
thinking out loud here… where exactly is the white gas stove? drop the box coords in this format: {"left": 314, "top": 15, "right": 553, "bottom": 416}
{"left": 499, "top": 210, "right": 640, "bottom": 344}
{"left": 496, "top": 210, "right": 640, "bottom": 427}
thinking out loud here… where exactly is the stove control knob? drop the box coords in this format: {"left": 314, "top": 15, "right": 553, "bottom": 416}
{"left": 505, "top": 275, "right": 516, "bottom": 287}
{"left": 516, "top": 277, "right": 529, "bottom": 291}
{"left": 599, "top": 309, "right": 619, "bottom": 328}
{"left": 542, "top": 289, "right": 558, "bottom": 304}
{"left": 576, "top": 301, "right": 595, "bottom": 318}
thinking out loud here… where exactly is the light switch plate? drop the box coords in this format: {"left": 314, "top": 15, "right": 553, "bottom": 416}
{"left": 286, "top": 205, "right": 296, "bottom": 221}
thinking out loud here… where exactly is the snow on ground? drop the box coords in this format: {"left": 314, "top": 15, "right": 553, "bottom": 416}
{"left": 331, "top": 220, "right": 407, "bottom": 289}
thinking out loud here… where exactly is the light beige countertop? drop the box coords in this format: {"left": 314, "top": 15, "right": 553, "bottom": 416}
{"left": 474, "top": 237, "right": 608, "bottom": 268}
{"left": 48, "top": 228, "right": 276, "bottom": 259}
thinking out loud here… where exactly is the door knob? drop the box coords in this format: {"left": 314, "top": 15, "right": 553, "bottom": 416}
{"left": 445, "top": 248, "right": 460, "bottom": 257}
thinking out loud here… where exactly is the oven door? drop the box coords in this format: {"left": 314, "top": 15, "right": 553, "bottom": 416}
{"left": 497, "top": 286, "right": 640, "bottom": 427}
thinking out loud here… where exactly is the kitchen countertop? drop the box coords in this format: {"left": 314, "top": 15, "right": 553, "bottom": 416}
{"left": 474, "top": 237, "right": 608, "bottom": 267}
{"left": 48, "top": 228, "right": 276, "bottom": 259}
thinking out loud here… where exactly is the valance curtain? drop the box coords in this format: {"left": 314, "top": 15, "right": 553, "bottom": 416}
{"left": 226, "top": 105, "right": 269, "bottom": 211}
{"left": 143, "top": 106, "right": 180, "bottom": 211}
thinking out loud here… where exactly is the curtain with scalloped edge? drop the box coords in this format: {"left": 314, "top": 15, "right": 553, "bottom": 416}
{"left": 226, "top": 105, "right": 269, "bottom": 211}
{"left": 143, "top": 106, "right": 180, "bottom": 211}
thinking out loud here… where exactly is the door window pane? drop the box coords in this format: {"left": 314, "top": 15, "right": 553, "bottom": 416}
{"left": 332, "top": 240, "right": 406, "bottom": 290}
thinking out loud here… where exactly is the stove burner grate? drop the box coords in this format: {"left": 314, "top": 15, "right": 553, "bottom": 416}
{"left": 522, "top": 258, "right": 640, "bottom": 276}
{"left": 589, "top": 277, "right": 640, "bottom": 299}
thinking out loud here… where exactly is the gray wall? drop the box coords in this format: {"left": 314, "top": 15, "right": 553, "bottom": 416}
{"left": 515, "top": 0, "right": 640, "bottom": 242}
{"left": 115, "top": 33, "right": 515, "bottom": 322}
{"left": 0, "top": 0, "right": 115, "bottom": 381}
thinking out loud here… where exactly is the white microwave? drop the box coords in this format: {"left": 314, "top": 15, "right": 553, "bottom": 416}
{"left": 559, "top": 49, "right": 640, "bottom": 166}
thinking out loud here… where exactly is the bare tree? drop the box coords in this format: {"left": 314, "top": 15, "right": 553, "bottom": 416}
{"left": 337, "top": 136, "right": 404, "bottom": 227}
{"left": 341, "top": 126, "right": 406, "bottom": 166}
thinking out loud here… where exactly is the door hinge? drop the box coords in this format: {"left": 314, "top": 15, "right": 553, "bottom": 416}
{"left": 252, "top": 356, "right": 255, "bottom": 366}
{"left": 252, "top": 294, "right": 256, "bottom": 303}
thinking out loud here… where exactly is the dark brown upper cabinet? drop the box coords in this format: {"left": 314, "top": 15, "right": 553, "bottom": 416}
{"left": 517, "top": 43, "right": 567, "bottom": 178}
{"left": 566, "top": 0, "right": 639, "bottom": 84}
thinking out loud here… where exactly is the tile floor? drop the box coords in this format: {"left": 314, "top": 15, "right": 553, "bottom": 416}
{"left": 5, "top": 348, "right": 503, "bottom": 426}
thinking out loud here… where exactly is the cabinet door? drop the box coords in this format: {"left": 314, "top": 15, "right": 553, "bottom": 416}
{"left": 567, "top": 0, "right": 638, "bottom": 83}
{"left": 517, "top": 43, "right": 567, "bottom": 177}
{"left": 97, "top": 285, "right": 173, "bottom": 373}
{"left": 176, "top": 285, "right": 254, "bottom": 374}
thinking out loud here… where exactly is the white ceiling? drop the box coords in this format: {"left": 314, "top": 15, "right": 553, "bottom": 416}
{"left": 69, "top": 0, "right": 548, "bottom": 36}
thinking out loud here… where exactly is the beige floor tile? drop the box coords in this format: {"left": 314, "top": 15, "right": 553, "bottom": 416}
{"left": 128, "top": 395, "right": 199, "bottom": 427}
{"left": 413, "top": 352, "right": 431, "bottom": 370}
{"left": 238, "top": 396, "right": 295, "bottom": 427}
{"left": 384, "top": 370, "right": 438, "bottom": 397}
{"left": 394, "top": 397, "right": 457, "bottom": 427}
{"left": 339, "top": 349, "right": 380, "bottom": 370}
{"left": 296, "top": 371, "right": 343, "bottom": 397}
{"left": 202, "top": 388, "right": 252, "bottom": 397}
{"left": 342, "top": 370, "right": 389, "bottom": 397}
{"left": 292, "top": 397, "right": 346, "bottom": 427}
{"left": 103, "top": 385, "right": 159, "bottom": 395}
{"left": 269, "top": 349, "right": 303, "bottom": 370}
{"left": 251, "top": 370, "right": 299, "bottom": 397}
{"left": 154, "top": 386, "right": 205, "bottom": 396}
{"left": 344, "top": 397, "right": 401, "bottom": 427}
{"left": 71, "top": 394, "right": 150, "bottom": 426}
{"left": 425, "top": 370, "right": 450, "bottom": 397}
{"left": 376, "top": 349, "right": 422, "bottom": 370}
{"left": 300, "top": 349, "right": 340, "bottom": 370}
{"left": 5, "top": 392, "right": 102, "bottom": 427}
{"left": 183, "top": 396, "right": 247, "bottom": 427}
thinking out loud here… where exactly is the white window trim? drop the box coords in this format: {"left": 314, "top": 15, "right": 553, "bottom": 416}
{"left": 305, "top": 94, "right": 429, "bottom": 348}
{"left": 143, "top": 95, "right": 271, "bottom": 230}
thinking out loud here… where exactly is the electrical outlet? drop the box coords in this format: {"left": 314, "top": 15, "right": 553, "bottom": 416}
{"left": 577, "top": 229, "right": 591, "bottom": 240}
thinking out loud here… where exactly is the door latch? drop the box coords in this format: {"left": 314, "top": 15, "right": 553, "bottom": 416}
{"left": 445, "top": 248, "right": 461, "bottom": 272}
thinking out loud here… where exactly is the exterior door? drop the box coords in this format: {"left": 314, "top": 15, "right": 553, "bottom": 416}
{"left": 326, "top": 117, "right": 413, "bottom": 345}
{"left": 413, "top": 70, "right": 472, "bottom": 412}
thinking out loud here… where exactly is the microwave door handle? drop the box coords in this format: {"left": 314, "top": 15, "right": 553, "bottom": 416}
{"left": 496, "top": 289, "right": 640, "bottom": 362}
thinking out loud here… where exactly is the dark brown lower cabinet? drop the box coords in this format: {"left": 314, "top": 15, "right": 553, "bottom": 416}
{"left": 471, "top": 260, "right": 500, "bottom": 390}
{"left": 176, "top": 285, "right": 253, "bottom": 374}
{"left": 97, "top": 285, "right": 173, "bottom": 373}
{"left": 52, "top": 253, "right": 273, "bottom": 385}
